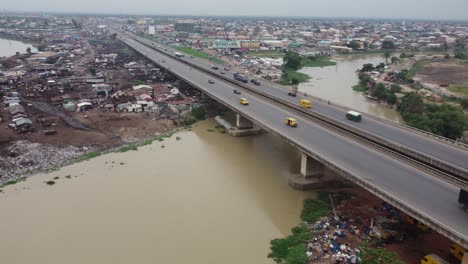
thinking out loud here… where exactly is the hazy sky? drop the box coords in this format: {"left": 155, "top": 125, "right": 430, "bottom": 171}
{"left": 3, "top": 0, "right": 468, "bottom": 21}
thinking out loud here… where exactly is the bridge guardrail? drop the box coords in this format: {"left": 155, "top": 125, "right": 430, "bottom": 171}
{"left": 129, "top": 35, "right": 468, "bottom": 187}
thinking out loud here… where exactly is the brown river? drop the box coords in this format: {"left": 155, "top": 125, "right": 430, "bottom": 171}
{"left": 0, "top": 120, "right": 317, "bottom": 264}
{"left": 299, "top": 53, "right": 403, "bottom": 123}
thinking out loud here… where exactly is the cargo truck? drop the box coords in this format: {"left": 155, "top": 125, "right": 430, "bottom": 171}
{"left": 233, "top": 73, "right": 248, "bottom": 83}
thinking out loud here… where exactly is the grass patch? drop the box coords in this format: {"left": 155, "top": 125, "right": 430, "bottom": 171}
{"left": 302, "top": 57, "right": 336, "bottom": 68}
{"left": 0, "top": 178, "right": 26, "bottom": 188}
{"left": 279, "top": 68, "right": 311, "bottom": 85}
{"left": 448, "top": 85, "right": 468, "bottom": 97}
{"left": 352, "top": 84, "right": 365, "bottom": 92}
{"left": 301, "top": 199, "right": 332, "bottom": 223}
{"left": 118, "top": 145, "right": 139, "bottom": 152}
{"left": 406, "top": 60, "right": 428, "bottom": 79}
{"left": 207, "top": 129, "right": 215, "bottom": 132}
{"left": 75, "top": 151, "right": 101, "bottom": 162}
{"left": 173, "top": 46, "right": 225, "bottom": 65}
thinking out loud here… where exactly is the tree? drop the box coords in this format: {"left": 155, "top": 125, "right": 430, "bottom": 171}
{"left": 384, "top": 51, "right": 391, "bottom": 64}
{"left": 37, "top": 44, "right": 46, "bottom": 51}
{"left": 443, "top": 42, "right": 449, "bottom": 51}
{"left": 445, "top": 53, "right": 451, "bottom": 59}
{"left": 110, "top": 33, "right": 117, "bottom": 41}
{"left": 26, "top": 47, "right": 31, "bottom": 54}
{"left": 461, "top": 99, "right": 468, "bottom": 109}
{"left": 358, "top": 74, "right": 371, "bottom": 88}
{"left": 361, "top": 63, "right": 374, "bottom": 72}
{"left": 191, "top": 105, "right": 206, "bottom": 120}
{"left": 382, "top": 40, "right": 395, "bottom": 50}
{"left": 89, "top": 67, "right": 97, "bottom": 76}
{"left": 398, "top": 92, "right": 424, "bottom": 115}
{"left": 391, "top": 56, "right": 399, "bottom": 64}
{"left": 390, "top": 84, "right": 402, "bottom": 93}
{"left": 15, "top": 51, "right": 20, "bottom": 56}
{"left": 425, "top": 104, "right": 466, "bottom": 139}
{"left": 284, "top": 51, "right": 302, "bottom": 70}
{"left": 372, "top": 83, "right": 387, "bottom": 99}
{"left": 348, "top": 40, "right": 360, "bottom": 50}
{"left": 386, "top": 92, "right": 398, "bottom": 104}
{"left": 291, "top": 78, "right": 299, "bottom": 85}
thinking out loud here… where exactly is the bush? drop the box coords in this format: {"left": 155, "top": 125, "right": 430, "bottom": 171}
{"left": 191, "top": 105, "right": 206, "bottom": 120}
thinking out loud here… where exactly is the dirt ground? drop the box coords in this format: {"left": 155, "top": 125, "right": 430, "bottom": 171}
{"left": 415, "top": 60, "right": 468, "bottom": 85}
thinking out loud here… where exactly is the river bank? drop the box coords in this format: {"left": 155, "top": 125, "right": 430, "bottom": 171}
{"left": 0, "top": 122, "right": 191, "bottom": 186}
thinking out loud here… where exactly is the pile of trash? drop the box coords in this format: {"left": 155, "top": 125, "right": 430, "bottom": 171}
{"left": 0, "top": 140, "right": 89, "bottom": 184}
{"left": 305, "top": 214, "right": 363, "bottom": 263}
{"left": 304, "top": 202, "right": 405, "bottom": 263}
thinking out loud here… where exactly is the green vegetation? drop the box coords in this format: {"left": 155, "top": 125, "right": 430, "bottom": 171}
{"left": 133, "top": 79, "right": 144, "bottom": 86}
{"left": 302, "top": 56, "right": 337, "bottom": 68}
{"left": 359, "top": 241, "right": 405, "bottom": 264}
{"left": 118, "top": 145, "right": 139, "bottom": 152}
{"left": 280, "top": 68, "right": 311, "bottom": 85}
{"left": 173, "top": 46, "right": 225, "bottom": 65}
{"left": 53, "top": 176, "right": 59, "bottom": 180}
{"left": 300, "top": 197, "right": 332, "bottom": 223}
{"left": 0, "top": 178, "right": 26, "bottom": 188}
{"left": 88, "top": 67, "right": 97, "bottom": 76}
{"left": 381, "top": 40, "right": 395, "bottom": 50}
{"left": 454, "top": 49, "right": 468, "bottom": 60}
{"left": 181, "top": 117, "right": 197, "bottom": 126}
{"left": 46, "top": 181, "right": 55, "bottom": 185}
{"left": 191, "top": 105, "right": 206, "bottom": 120}
{"left": 405, "top": 60, "right": 428, "bottom": 79}
{"left": 75, "top": 151, "right": 101, "bottom": 162}
{"left": 269, "top": 193, "right": 333, "bottom": 264}
{"left": 65, "top": 175, "right": 72, "bottom": 179}
{"left": 398, "top": 93, "right": 467, "bottom": 139}
{"left": 448, "top": 85, "right": 468, "bottom": 97}
{"left": 207, "top": 129, "right": 215, "bottom": 132}
{"left": 352, "top": 84, "right": 365, "bottom": 92}
{"left": 268, "top": 225, "right": 312, "bottom": 264}
{"left": 281, "top": 52, "right": 335, "bottom": 85}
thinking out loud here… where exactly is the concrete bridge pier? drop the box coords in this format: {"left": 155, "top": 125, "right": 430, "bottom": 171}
{"left": 236, "top": 113, "right": 253, "bottom": 129}
{"left": 289, "top": 152, "right": 332, "bottom": 190}
{"left": 228, "top": 113, "right": 261, "bottom": 137}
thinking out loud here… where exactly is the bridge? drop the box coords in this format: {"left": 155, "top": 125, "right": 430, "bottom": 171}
{"left": 116, "top": 31, "right": 468, "bottom": 252}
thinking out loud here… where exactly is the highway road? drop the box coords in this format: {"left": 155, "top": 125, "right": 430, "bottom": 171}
{"left": 135, "top": 36, "right": 468, "bottom": 177}
{"left": 119, "top": 36, "right": 468, "bottom": 246}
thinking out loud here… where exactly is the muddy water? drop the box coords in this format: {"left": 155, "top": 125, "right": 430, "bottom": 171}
{"left": 0, "top": 38, "right": 37, "bottom": 57}
{"left": 0, "top": 120, "right": 316, "bottom": 264}
{"left": 299, "top": 54, "right": 403, "bottom": 123}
